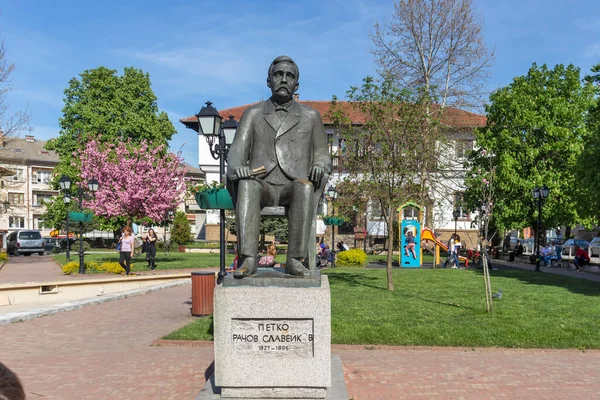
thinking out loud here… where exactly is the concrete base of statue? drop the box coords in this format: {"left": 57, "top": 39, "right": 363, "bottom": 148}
{"left": 205, "top": 274, "right": 334, "bottom": 399}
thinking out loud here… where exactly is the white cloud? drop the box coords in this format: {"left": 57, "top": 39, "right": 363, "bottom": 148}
{"left": 584, "top": 43, "right": 600, "bottom": 58}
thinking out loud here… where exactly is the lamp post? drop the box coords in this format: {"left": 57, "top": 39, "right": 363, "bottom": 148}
{"left": 327, "top": 186, "right": 339, "bottom": 268}
{"left": 452, "top": 209, "right": 460, "bottom": 235}
{"left": 196, "top": 102, "right": 238, "bottom": 284}
{"left": 59, "top": 175, "right": 99, "bottom": 274}
{"left": 59, "top": 175, "right": 72, "bottom": 261}
{"left": 532, "top": 185, "right": 549, "bottom": 272}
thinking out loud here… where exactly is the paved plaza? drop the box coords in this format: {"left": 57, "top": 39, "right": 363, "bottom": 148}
{"left": 1, "top": 257, "right": 600, "bottom": 399}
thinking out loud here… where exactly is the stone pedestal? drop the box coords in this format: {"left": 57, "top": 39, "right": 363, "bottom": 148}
{"left": 213, "top": 275, "right": 331, "bottom": 399}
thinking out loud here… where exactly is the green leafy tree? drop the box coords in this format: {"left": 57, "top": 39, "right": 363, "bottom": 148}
{"left": 328, "top": 77, "right": 435, "bottom": 291}
{"left": 577, "top": 63, "right": 600, "bottom": 223}
{"left": 43, "top": 66, "right": 176, "bottom": 233}
{"left": 465, "top": 63, "right": 596, "bottom": 233}
{"left": 171, "top": 212, "right": 191, "bottom": 246}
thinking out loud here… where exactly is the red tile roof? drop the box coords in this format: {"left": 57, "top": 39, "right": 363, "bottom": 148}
{"left": 180, "top": 100, "right": 486, "bottom": 129}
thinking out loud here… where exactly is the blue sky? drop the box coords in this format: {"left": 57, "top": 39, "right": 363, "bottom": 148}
{"left": 2, "top": 0, "right": 599, "bottom": 165}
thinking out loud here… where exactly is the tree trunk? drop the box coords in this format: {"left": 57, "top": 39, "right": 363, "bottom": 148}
{"left": 386, "top": 205, "right": 395, "bottom": 291}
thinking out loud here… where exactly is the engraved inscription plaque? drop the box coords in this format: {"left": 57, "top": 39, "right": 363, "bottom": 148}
{"left": 231, "top": 318, "right": 314, "bottom": 357}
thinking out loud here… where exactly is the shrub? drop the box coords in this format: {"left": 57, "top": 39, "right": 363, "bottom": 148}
{"left": 62, "top": 261, "right": 80, "bottom": 275}
{"left": 61, "top": 260, "right": 99, "bottom": 274}
{"left": 0, "top": 252, "right": 7, "bottom": 262}
{"left": 171, "top": 211, "right": 191, "bottom": 245}
{"left": 86, "top": 261, "right": 100, "bottom": 272}
{"left": 336, "top": 249, "right": 368, "bottom": 267}
{"left": 97, "top": 262, "right": 125, "bottom": 274}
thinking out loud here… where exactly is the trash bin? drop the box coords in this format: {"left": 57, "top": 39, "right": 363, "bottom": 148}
{"left": 191, "top": 271, "right": 216, "bottom": 316}
{"left": 509, "top": 251, "right": 515, "bottom": 262}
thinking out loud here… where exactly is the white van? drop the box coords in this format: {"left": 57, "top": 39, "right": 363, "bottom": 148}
{"left": 6, "top": 230, "right": 45, "bottom": 256}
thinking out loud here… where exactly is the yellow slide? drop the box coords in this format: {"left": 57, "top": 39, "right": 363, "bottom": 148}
{"left": 421, "top": 228, "right": 469, "bottom": 267}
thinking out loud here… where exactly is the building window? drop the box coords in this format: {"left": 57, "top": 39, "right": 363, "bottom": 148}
{"left": 34, "top": 217, "right": 45, "bottom": 230}
{"left": 455, "top": 140, "right": 473, "bottom": 158}
{"left": 34, "top": 170, "right": 52, "bottom": 183}
{"left": 8, "top": 192, "right": 24, "bottom": 205}
{"left": 35, "top": 194, "right": 54, "bottom": 205}
{"left": 454, "top": 192, "right": 469, "bottom": 218}
{"left": 403, "top": 207, "right": 419, "bottom": 220}
{"left": 9, "top": 216, "right": 25, "bottom": 228}
{"left": 8, "top": 168, "right": 24, "bottom": 182}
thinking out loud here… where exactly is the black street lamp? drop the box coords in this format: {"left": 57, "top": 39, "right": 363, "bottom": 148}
{"left": 59, "top": 175, "right": 72, "bottom": 261}
{"left": 327, "top": 186, "right": 339, "bottom": 268}
{"left": 59, "top": 175, "right": 99, "bottom": 274}
{"left": 196, "top": 102, "right": 237, "bottom": 284}
{"left": 532, "top": 185, "right": 550, "bottom": 272}
{"left": 452, "top": 209, "right": 460, "bottom": 235}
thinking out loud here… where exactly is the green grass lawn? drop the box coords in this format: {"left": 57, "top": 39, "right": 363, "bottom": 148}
{"left": 163, "top": 267, "right": 600, "bottom": 349}
{"left": 52, "top": 252, "right": 234, "bottom": 273}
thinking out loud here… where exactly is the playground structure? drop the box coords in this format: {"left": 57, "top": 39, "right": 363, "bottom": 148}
{"left": 421, "top": 228, "right": 469, "bottom": 267}
{"left": 398, "top": 201, "right": 469, "bottom": 268}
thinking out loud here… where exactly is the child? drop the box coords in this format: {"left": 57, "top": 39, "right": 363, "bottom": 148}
{"left": 258, "top": 244, "right": 277, "bottom": 267}
{"left": 404, "top": 230, "right": 417, "bottom": 259}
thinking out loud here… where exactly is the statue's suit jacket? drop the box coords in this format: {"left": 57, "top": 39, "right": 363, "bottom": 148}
{"left": 227, "top": 99, "right": 332, "bottom": 187}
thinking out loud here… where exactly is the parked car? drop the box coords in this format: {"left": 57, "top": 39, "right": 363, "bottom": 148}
{"left": 6, "top": 230, "right": 45, "bottom": 256}
{"left": 561, "top": 238, "right": 590, "bottom": 256}
{"left": 588, "top": 237, "right": 600, "bottom": 257}
{"left": 43, "top": 237, "right": 60, "bottom": 253}
{"left": 522, "top": 238, "right": 535, "bottom": 254}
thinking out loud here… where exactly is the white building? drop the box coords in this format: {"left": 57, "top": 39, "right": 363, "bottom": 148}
{"left": 0, "top": 135, "right": 59, "bottom": 246}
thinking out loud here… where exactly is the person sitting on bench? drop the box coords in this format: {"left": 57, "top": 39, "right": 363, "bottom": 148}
{"left": 573, "top": 245, "right": 590, "bottom": 272}
{"left": 515, "top": 240, "right": 524, "bottom": 257}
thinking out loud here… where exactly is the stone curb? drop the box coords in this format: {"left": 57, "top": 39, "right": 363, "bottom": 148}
{"left": 153, "top": 340, "right": 600, "bottom": 354}
{"left": 0, "top": 279, "right": 191, "bottom": 326}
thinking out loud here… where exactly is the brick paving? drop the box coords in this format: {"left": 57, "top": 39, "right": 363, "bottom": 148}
{"left": 2, "top": 259, "right": 600, "bottom": 399}
{"left": 0, "top": 284, "right": 212, "bottom": 399}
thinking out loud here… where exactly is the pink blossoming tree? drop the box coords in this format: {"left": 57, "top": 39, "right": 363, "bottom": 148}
{"left": 79, "top": 138, "right": 187, "bottom": 224}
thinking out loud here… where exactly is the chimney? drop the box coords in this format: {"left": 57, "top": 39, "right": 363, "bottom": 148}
{"left": 293, "top": 93, "right": 299, "bottom": 102}
{"left": 25, "top": 135, "right": 35, "bottom": 142}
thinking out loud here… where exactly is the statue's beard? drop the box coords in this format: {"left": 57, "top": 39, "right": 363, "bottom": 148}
{"left": 272, "top": 87, "right": 293, "bottom": 104}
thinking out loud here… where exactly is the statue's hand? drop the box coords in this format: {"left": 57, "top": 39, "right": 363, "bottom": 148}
{"left": 232, "top": 166, "right": 251, "bottom": 181}
{"left": 309, "top": 165, "right": 324, "bottom": 183}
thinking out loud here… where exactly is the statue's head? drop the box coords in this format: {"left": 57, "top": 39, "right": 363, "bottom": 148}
{"left": 267, "top": 55, "right": 299, "bottom": 104}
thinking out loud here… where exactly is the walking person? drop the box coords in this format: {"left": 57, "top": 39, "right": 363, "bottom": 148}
{"left": 443, "top": 234, "right": 455, "bottom": 268}
{"left": 145, "top": 228, "right": 158, "bottom": 270}
{"left": 118, "top": 226, "right": 135, "bottom": 276}
{"left": 452, "top": 234, "right": 462, "bottom": 268}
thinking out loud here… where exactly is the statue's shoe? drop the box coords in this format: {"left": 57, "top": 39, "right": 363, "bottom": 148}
{"left": 285, "top": 258, "right": 312, "bottom": 278}
{"left": 234, "top": 257, "right": 257, "bottom": 279}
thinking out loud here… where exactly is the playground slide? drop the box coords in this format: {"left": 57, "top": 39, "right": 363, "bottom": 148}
{"left": 421, "top": 227, "right": 469, "bottom": 267}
